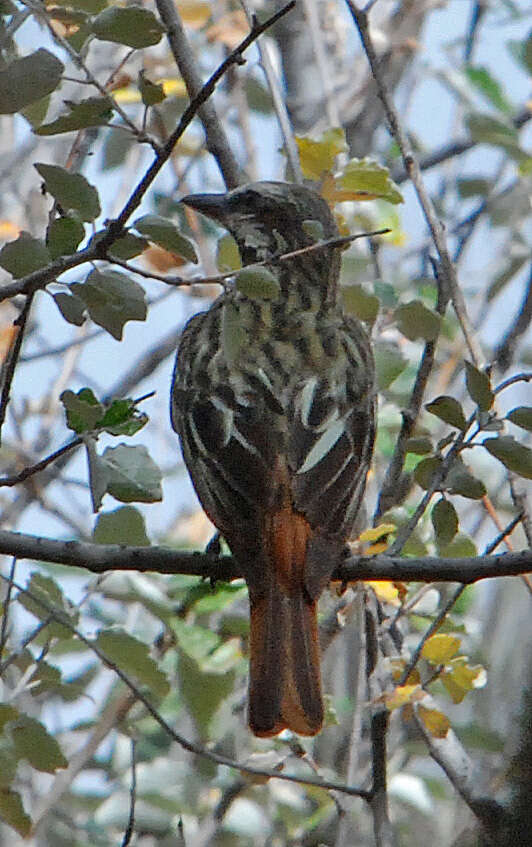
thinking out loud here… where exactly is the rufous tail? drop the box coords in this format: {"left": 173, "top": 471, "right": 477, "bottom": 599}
{"left": 248, "top": 578, "right": 323, "bottom": 736}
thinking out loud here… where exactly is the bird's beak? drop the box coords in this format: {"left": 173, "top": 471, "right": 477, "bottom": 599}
{"left": 180, "top": 192, "right": 229, "bottom": 224}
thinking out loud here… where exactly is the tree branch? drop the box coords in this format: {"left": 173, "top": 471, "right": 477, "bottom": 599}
{"left": 1, "top": 528, "right": 531, "bottom": 583}
{"left": 0, "top": 1, "right": 296, "bottom": 303}
{"left": 155, "top": 0, "right": 241, "bottom": 188}
{"left": 345, "top": 0, "right": 484, "bottom": 368}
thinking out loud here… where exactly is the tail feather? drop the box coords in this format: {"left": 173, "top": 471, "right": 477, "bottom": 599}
{"left": 248, "top": 578, "right": 323, "bottom": 737}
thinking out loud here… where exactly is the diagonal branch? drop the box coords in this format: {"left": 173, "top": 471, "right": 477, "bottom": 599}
{"left": 155, "top": 0, "right": 241, "bottom": 188}
{"left": 0, "top": 1, "right": 296, "bottom": 304}
{"left": 345, "top": 0, "right": 484, "bottom": 367}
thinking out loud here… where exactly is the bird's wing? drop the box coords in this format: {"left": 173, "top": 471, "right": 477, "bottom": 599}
{"left": 288, "top": 319, "right": 375, "bottom": 541}
{"left": 170, "top": 310, "right": 286, "bottom": 551}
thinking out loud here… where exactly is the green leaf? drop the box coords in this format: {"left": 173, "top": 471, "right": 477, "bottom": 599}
{"left": 10, "top": 716, "right": 67, "bottom": 773}
{"left": 394, "top": 300, "right": 441, "bottom": 342}
{"left": 102, "top": 443, "right": 163, "bottom": 503}
{"left": 0, "top": 232, "right": 50, "bottom": 277}
{"left": 92, "top": 5, "right": 165, "bottom": 48}
{"left": 464, "top": 361, "right": 494, "bottom": 411}
{"left": 85, "top": 438, "right": 109, "bottom": 512}
{"left": 506, "top": 406, "right": 532, "bottom": 433}
{"left": 341, "top": 284, "right": 380, "bottom": 326}
{"left": 437, "top": 533, "right": 477, "bottom": 558}
{"left": 445, "top": 462, "right": 486, "bottom": 500}
{"left": 48, "top": 215, "right": 85, "bottom": 258}
{"left": 414, "top": 456, "right": 443, "bottom": 490}
{"left": 35, "top": 163, "right": 100, "bottom": 222}
{"left": 483, "top": 435, "right": 532, "bottom": 479}
{"left": 405, "top": 436, "right": 433, "bottom": 455}
{"left": 172, "top": 618, "right": 221, "bottom": 662}
{"left": 374, "top": 342, "right": 408, "bottom": 390}
{"left": 457, "top": 178, "right": 491, "bottom": 199}
{"left": 35, "top": 95, "right": 113, "bottom": 135}
{"left": 235, "top": 266, "right": 281, "bottom": 301}
{"left": 54, "top": 292, "right": 86, "bottom": 326}
{"left": 0, "top": 746, "right": 18, "bottom": 788}
{"left": 0, "top": 49, "right": 63, "bottom": 114}
{"left": 487, "top": 252, "right": 528, "bottom": 301}
{"left": 18, "top": 572, "right": 78, "bottom": 639}
{"left": 133, "top": 214, "right": 197, "bottom": 263}
{"left": 222, "top": 301, "right": 245, "bottom": 365}
{"left": 508, "top": 31, "right": 532, "bottom": 74}
{"left": 245, "top": 76, "right": 274, "bottom": 114}
{"left": 466, "top": 113, "right": 527, "bottom": 163}
{"left": 192, "top": 583, "right": 246, "bottom": 614}
{"left": 465, "top": 66, "right": 512, "bottom": 114}
{"left": 21, "top": 94, "right": 51, "bottom": 129}
{"left": 0, "top": 705, "right": 19, "bottom": 732}
{"left": 93, "top": 506, "right": 151, "bottom": 546}
{"left": 425, "top": 395, "right": 467, "bottom": 431}
{"left": 432, "top": 498, "right": 459, "bottom": 546}
{"left": 0, "top": 788, "right": 31, "bottom": 837}
{"left": 99, "top": 397, "right": 148, "bottom": 436}
{"left": 71, "top": 269, "right": 147, "bottom": 340}
{"left": 138, "top": 71, "right": 165, "bottom": 106}
{"left": 339, "top": 157, "right": 403, "bottom": 204}
{"left": 60, "top": 387, "right": 104, "bottom": 433}
{"left": 108, "top": 233, "right": 150, "bottom": 259}
{"left": 178, "top": 651, "right": 235, "bottom": 739}
{"left": 216, "top": 233, "right": 241, "bottom": 272}
{"left": 95, "top": 628, "right": 169, "bottom": 697}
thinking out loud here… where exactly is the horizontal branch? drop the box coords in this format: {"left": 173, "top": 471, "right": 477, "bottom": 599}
{"left": 0, "top": 529, "right": 530, "bottom": 584}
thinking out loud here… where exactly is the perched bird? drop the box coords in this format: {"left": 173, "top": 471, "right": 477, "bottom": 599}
{"left": 171, "top": 181, "right": 375, "bottom": 737}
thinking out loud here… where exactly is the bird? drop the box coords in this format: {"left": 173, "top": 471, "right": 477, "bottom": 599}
{"left": 171, "top": 181, "right": 375, "bottom": 737}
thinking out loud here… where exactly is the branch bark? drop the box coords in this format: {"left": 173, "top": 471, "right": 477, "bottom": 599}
{"left": 0, "top": 529, "right": 531, "bottom": 583}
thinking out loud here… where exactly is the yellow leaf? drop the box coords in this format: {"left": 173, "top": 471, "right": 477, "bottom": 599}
{"left": 386, "top": 658, "right": 420, "bottom": 685}
{"left": 416, "top": 703, "right": 450, "bottom": 738}
{"left": 359, "top": 523, "right": 396, "bottom": 543}
{"left": 113, "top": 85, "right": 141, "bottom": 104}
{"left": 421, "top": 634, "right": 461, "bottom": 665}
{"left": 441, "top": 657, "right": 486, "bottom": 704}
{"left": 385, "top": 684, "right": 422, "bottom": 711}
{"left": 296, "top": 128, "right": 348, "bottom": 181}
{"left": 161, "top": 78, "right": 187, "bottom": 98}
{"left": 366, "top": 581, "right": 400, "bottom": 605}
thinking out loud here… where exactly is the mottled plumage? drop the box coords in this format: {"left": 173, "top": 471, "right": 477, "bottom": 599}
{"left": 171, "top": 182, "right": 375, "bottom": 736}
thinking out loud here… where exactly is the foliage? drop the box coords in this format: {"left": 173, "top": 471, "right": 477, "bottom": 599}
{"left": 0, "top": 0, "right": 531, "bottom": 845}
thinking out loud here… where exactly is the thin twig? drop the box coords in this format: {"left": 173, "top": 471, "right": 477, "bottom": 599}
{"left": 240, "top": 0, "right": 303, "bottom": 184}
{"left": 111, "top": 228, "right": 391, "bottom": 288}
{"left": 155, "top": 0, "right": 241, "bottom": 188}
{"left": 376, "top": 258, "right": 449, "bottom": 517}
{"left": 0, "top": 438, "right": 82, "bottom": 487}
{"left": 0, "top": 2, "right": 297, "bottom": 304}
{"left": 391, "top": 109, "right": 531, "bottom": 185}
{"left": 345, "top": 0, "right": 484, "bottom": 367}
{"left": 1, "top": 571, "right": 372, "bottom": 800}
{"left": 0, "top": 293, "right": 34, "bottom": 445}
{"left": 0, "top": 557, "right": 17, "bottom": 664}
{"left": 121, "top": 738, "right": 137, "bottom": 847}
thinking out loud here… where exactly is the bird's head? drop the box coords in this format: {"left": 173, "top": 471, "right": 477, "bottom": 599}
{"left": 181, "top": 181, "right": 339, "bottom": 269}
